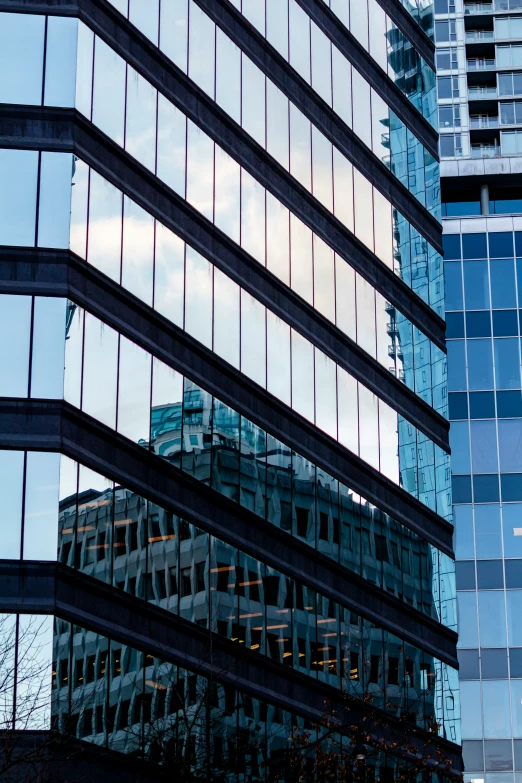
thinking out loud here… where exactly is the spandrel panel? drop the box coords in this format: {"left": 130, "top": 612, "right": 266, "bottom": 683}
{"left": 38, "top": 152, "right": 73, "bottom": 249}
{"left": 216, "top": 28, "right": 241, "bottom": 125}
{"left": 159, "top": 0, "right": 188, "bottom": 73}
{"left": 0, "top": 451, "right": 24, "bottom": 559}
{"left": 188, "top": 2, "right": 215, "bottom": 99}
{"left": 92, "top": 36, "right": 126, "bottom": 147}
{"left": 213, "top": 268, "right": 240, "bottom": 369}
{"left": 87, "top": 170, "right": 122, "bottom": 283}
{"left": 81, "top": 314, "right": 119, "bottom": 429}
{"left": 23, "top": 452, "right": 61, "bottom": 561}
{"left": 16, "top": 615, "right": 53, "bottom": 730}
{"left": 44, "top": 17, "right": 78, "bottom": 107}
{"left": 291, "top": 331, "right": 314, "bottom": 423}
{"left": 186, "top": 121, "right": 214, "bottom": 222}
{"left": 0, "top": 12, "right": 45, "bottom": 105}
{"left": 0, "top": 149, "right": 38, "bottom": 247}
{"left": 157, "top": 95, "right": 186, "bottom": 198}
{"left": 30, "top": 297, "right": 67, "bottom": 400}
{"left": 0, "top": 294, "right": 31, "bottom": 398}
{"left": 240, "top": 291, "right": 267, "bottom": 389}
{"left": 125, "top": 67, "right": 157, "bottom": 173}
{"left": 154, "top": 222, "right": 185, "bottom": 327}
{"left": 185, "top": 247, "right": 213, "bottom": 350}
{"left": 121, "top": 197, "right": 154, "bottom": 307}
{"left": 117, "top": 336, "right": 152, "bottom": 445}
{"left": 214, "top": 146, "right": 240, "bottom": 244}
{"left": 267, "top": 311, "right": 291, "bottom": 407}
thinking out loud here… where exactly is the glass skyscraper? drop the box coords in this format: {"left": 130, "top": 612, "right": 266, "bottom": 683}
{"left": 0, "top": 0, "right": 461, "bottom": 780}
{"left": 437, "top": 0, "right": 522, "bottom": 780}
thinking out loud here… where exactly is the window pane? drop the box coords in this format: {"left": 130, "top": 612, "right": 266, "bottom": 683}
{"left": 87, "top": 170, "right": 122, "bottom": 283}
{"left": 0, "top": 294, "right": 31, "bottom": 397}
{"left": 479, "top": 591, "right": 506, "bottom": 647}
{"left": 0, "top": 12, "right": 45, "bottom": 105}
{"left": 44, "top": 16, "right": 78, "bottom": 107}
{"left": 153, "top": 222, "right": 185, "bottom": 327}
{"left": 38, "top": 152, "right": 73, "bottom": 249}
{"left": 483, "top": 680, "right": 511, "bottom": 739}
{"left": 82, "top": 314, "right": 118, "bottom": 429}
{"left": 241, "top": 291, "right": 266, "bottom": 389}
{"left": 267, "top": 311, "right": 291, "bottom": 406}
{"left": 0, "top": 450, "right": 24, "bottom": 558}
{"left": 92, "top": 37, "right": 126, "bottom": 146}
{"left": 121, "top": 196, "right": 154, "bottom": 307}
{"left": 117, "top": 336, "right": 151, "bottom": 444}
{"left": 213, "top": 268, "right": 240, "bottom": 369}
{"left": 125, "top": 67, "right": 156, "bottom": 172}
{"left": 23, "top": 452, "right": 61, "bottom": 560}
{"left": 291, "top": 331, "right": 314, "bottom": 422}
{"left": 31, "top": 297, "right": 66, "bottom": 399}
{"left": 0, "top": 149, "right": 38, "bottom": 246}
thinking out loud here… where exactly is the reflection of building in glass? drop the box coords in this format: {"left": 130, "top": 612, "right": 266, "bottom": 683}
{"left": 0, "top": 0, "right": 461, "bottom": 779}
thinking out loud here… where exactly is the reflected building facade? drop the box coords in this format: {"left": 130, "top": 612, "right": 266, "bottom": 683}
{"left": 0, "top": 0, "right": 461, "bottom": 780}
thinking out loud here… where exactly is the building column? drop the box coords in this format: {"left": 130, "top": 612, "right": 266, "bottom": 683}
{"left": 481, "top": 183, "right": 490, "bottom": 215}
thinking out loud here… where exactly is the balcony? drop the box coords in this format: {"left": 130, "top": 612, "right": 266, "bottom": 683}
{"left": 467, "top": 58, "right": 496, "bottom": 70}
{"left": 465, "top": 30, "right": 494, "bottom": 41}
{"left": 468, "top": 86, "right": 498, "bottom": 98}
{"left": 470, "top": 115, "right": 499, "bottom": 128}
{"left": 464, "top": 2, "right": 493, "bottom": 12}
{"left": 471, "top": 142, "right": 501, "bottom": 157}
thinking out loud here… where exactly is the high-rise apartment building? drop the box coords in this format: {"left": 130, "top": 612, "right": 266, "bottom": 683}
{"left": 0, "top": 0, "right": 461, "bottom": 780}
{"left": 437, "top": 0, "right": 522, "bottom": 780}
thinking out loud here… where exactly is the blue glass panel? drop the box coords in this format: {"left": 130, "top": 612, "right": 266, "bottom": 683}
{"left": 464, "top": 261, "right": 490, "bottom": 310}
{"left": 446, "top": 311, "right": 464, "bottom": 338}
{"left": 453, "top": 475, "right": 472, "bottom": 503}
{"left": 469, "top": 392, "right": 495, "bottom": 419}
{"left": 449, "top": 392, "right": 468, "bottom": 420}
{"left": 444, "top": 261, "right": 463, "bottom": 310}
{"left": 466, "top": 311, "right": 491, "bottom": 338}
{"left": 462, "top": 233, "right": 487, "bottom": 260}
{"left": 0, "top": 12, "right": 45, "bottom": 105}
{"left": 454, "top": 505, "right": 474, "bottom": 559}
{"left": 490, "top": 259, "right": 517, "bottom": 309}
{"left": 479, "top": 591, "right": 506, "bottom": 647}
{"left": 467, "top": 339, "right": 494, "bottom": 391}
{"left": 470, "top": 421, "right": 498, "bottom": 474}
{"left": 502, "top": 504, "right": 522, "bottom": 557}
{"left": 494, "top": 338, "right": 521, "bottom": 389}
{"left": 475, "top": 505, "right": 502, "bottom": 560}
{"left": 447, "top": 340, "right": 467, "bottom": 390}
{"left": 501, "top": 474, "right": 522, "bottom": 502}
{"left": 450, "top": 421, "right": 470, "bottom": 473}
{"left": 443, "top": 235, "right": 462, "bottom": 261}
{"left": 493, "top": 310, "right": 518, "bottom": 337}
{"left": 473, "top": 475, "right": 500, "bottom": 503}
{"left": 489, "top": 232, "right": 514, "bottom": 258}
{"left": 497, "top": 391, "right": 522, "bottom": 418}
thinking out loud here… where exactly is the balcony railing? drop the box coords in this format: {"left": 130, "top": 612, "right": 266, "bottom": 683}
{"left": 468, "top": 86, "right": 498, "bottom": 98}
{"left": 466, "top": 30, "right": 494, "bottom": 41}
{"left": 470, "top": 115, "right": 499, "bottom": 127}
{"left": 464, "top": 2, "right": 493, "bottom": 12}
{"left": 471, "top": 143, "right": 501, "bottom": 157}
{"left": 467, "top": 58, "right": 496, "bottom": 69}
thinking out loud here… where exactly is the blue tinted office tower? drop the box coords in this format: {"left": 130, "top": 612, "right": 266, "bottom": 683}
{"left": 0, "top": 1, "right": 461, "bottom": 781}
{"left": 437, "top": 0, "right": 522, "bottom": 781}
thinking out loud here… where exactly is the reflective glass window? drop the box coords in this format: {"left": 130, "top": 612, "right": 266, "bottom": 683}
{"left": 0, "top": 12, "right": 45, "bottom": 105}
